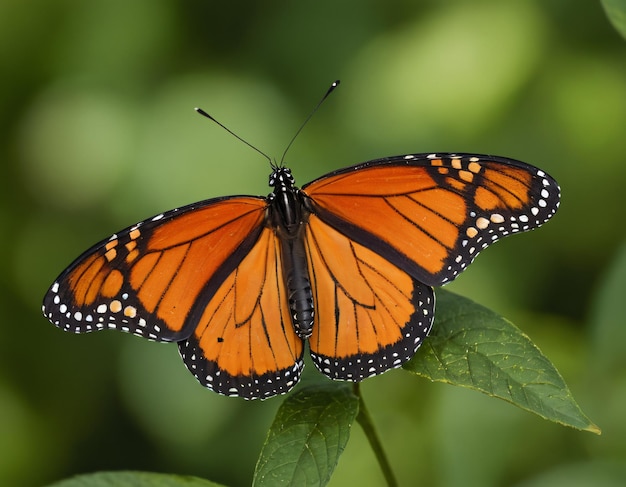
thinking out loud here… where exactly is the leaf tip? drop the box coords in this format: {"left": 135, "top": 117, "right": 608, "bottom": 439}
{"left": 585, "top": 422, "right": 602, "bottom": 436}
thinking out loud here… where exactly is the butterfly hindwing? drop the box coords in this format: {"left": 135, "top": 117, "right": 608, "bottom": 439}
{"left": 304, "top": 214, "right": 434, "bottom": 381}
{"left": 43, "top": 196, "right": 267, "bottom": 342}
{"left": 179, "top": 227, "right": 305, "bottom": 399}
{"left": 303, "top": 153, "right": 560, "bottom": 286}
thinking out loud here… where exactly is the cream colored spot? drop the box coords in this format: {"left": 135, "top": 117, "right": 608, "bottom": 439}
{"left": 476, "top": 217, "right": 490, "bottom": 229}
{"left": 124, "top": 306, "right": 137, "bottom": 318}
{"left": 110, "top": 300, "right": 122, "bottom": 313}
{"left": 490, "top": 213, "right": 505, "bottom": 224}
{"left": 451, "top": 158, "right": 462, "bottom": 169}
{"left": 466, "top": 227, "right": 478, "bottom": 238}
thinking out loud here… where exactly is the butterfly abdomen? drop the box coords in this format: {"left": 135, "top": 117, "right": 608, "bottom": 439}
{"left": 281, "top": 235, "right": 315, "bottom": 338}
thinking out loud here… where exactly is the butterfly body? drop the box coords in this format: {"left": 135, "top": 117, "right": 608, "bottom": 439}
{"left": 43, "top": 153, "right": 560, "bottom": 399}
{"left": 267, "top": 167, "right": 315, "bottom": 338}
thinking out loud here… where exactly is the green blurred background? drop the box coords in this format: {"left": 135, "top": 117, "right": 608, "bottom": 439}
{"left": 2, "top": 1, "right": 625, "bottom": 486}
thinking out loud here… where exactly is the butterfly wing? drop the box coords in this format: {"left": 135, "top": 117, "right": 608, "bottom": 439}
{"left": 179, "top": 227, "right": 304, "bottom": 399}
{"left": 303, "top": 153, "right": 560, "bottom": 286}
{"left": 43, "top": 196, "right": 268, "bottom": 342}
{"left": 304, "top": 213, "right": 434, "bottom": 380}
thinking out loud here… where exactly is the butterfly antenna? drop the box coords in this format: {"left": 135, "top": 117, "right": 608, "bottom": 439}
{"left": 279, "top": 80, "right": 340, "bottom": 166}
{"left": 194, "top": 107, "right": 273, "bottom": 166}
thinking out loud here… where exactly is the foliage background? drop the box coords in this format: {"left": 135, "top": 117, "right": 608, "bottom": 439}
{"left": 1, "top": 1, "right": 625, "bottom": 486}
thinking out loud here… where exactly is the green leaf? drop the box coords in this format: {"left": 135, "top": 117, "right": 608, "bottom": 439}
{"left": 253, "top": 383, "right": 359, "bottom": 487}
{"left": 602, "top": 0, "right": 626, "bottom": 39}
{"left": 46, "top": 471, "right": 224, "bottom": 487}
{"left": 404, "top": 289, "right": 600, "bottom": 434}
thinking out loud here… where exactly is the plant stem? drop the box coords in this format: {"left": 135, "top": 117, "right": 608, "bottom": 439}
{"left": 354, "top": 383, "right": 398, "bottom": 487}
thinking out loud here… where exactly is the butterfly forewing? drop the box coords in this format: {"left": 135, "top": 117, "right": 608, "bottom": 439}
{"left": 43, "top": 196, "right": 267, "bottom": 342}
{"left": 303, "top": 153, "right": 560, "bottom": 286}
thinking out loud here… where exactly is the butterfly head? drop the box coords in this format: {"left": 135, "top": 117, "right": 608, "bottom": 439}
{"left": 269, "top": 167, "right": 296, "bottom": 191}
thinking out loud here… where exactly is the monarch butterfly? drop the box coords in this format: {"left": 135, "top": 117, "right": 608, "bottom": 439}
{"left": 42, "top": 87, "right": 560, "bottom": 400}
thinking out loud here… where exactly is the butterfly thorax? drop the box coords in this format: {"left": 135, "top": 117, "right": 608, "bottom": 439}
{"left": 267, "top": 166, "right": 314, "bottom": 339}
